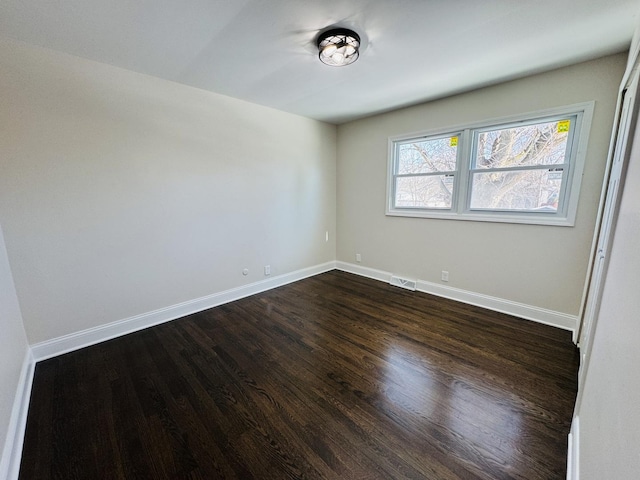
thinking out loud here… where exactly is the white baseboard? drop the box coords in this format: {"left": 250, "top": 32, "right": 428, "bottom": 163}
{"left": 31, "top": 261, "right": 336, "bottom": 361}
{"left": 336, "top": 261, "right": 577, "bottom": 332}
{"left": 31, "top": 259, "right": 577, "bottom": 361}
{"left": 334, "top": 262, "right": 392, "bottom": 284}
{"left": 0, "top": 348, "right": 35, "bottom": 480}
{"left": 567, "top": 416, "right": 580, "bottom": 480}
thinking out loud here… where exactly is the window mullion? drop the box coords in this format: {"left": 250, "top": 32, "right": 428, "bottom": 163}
{"left": 456, "top": 129, "right": 473, "bottom": 214}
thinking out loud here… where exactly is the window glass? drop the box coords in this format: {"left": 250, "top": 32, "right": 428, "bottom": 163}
{"left": 395, "top": 175, "right": 454, "bottom": 209}
{"left": 397, "top": 137, "right": 458, "bottom": 174}
{"left": 469, "top": 169, "right": 563, "bottom": 211}
{"left": 474, "top": 120, "right": 570, "bottom": 169}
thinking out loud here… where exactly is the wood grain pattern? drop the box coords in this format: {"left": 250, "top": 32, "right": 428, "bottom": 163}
{"left": 19, "top": 271, "right": 579, "bottom": 479}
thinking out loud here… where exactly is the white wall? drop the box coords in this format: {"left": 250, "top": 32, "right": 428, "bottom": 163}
{"left": 0, "top": 224, "right": 29, "bottom": 476}
{"left": 336, "top": 54, "right": 625, "bottom": 316}
{"left": 0, "top": 39, "right": 337, "bottom": 344}
{"left": 576, "top": 75, "right": 640, "bottom": 479}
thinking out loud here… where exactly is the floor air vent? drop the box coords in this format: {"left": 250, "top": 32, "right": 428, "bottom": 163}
{"left": 389, "top": 276, "right": 416, "bottom": 291}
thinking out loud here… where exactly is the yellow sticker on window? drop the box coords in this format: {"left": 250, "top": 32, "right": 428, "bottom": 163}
{"left": 557, "top": 120, "right": 570, "bottom": 133}
{"left": 450, "top": 136, "right": 458, "bottom": 147}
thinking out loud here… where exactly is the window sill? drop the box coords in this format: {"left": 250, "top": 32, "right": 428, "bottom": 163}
{"left": 385, "top": 208, "right": 575, "bottom": 226}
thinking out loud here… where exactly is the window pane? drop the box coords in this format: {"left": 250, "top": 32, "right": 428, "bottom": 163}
{"left": 474, "top": 120, "right": 570, "bottom": 169}
{"left": 395, "top": 175, "right": 453, "bottom": 209}
{"left": 397, "top": 137, "right": 458, "bottom": 174}
{"left": 469, "top": 169, "right": 562, "bottom": 211}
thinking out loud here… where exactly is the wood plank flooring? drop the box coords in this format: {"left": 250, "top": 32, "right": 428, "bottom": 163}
{"left": 19, "top": 271, "right": 579, "bottom": 479}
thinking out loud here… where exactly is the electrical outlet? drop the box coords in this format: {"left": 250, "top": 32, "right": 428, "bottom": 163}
{"left": 264, "top": 265, "right": 271, "bottom": 276}
{"left": 441, "top": 270, "right": 449, "bottom": 282}
{"left": 356, "top": 253, "right": 362, "bottom": 263}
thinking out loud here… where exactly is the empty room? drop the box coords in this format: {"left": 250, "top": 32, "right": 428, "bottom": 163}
{"left": 1, "top": 1, "right": 640, "bottom": 479}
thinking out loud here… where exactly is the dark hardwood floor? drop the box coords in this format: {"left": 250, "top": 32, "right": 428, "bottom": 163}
{"left": 19, "top": 271, "right": 579, "bottom": 479}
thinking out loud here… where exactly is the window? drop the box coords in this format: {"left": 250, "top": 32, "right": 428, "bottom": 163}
{"left": 387, "top": 103, "right": 594, "bottom": 226}
{"left": 394, "top": 134, "right": 460, "bottom": 209}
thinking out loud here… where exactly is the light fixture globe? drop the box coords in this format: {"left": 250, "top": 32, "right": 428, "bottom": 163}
{"left": 317, "top": 28, "right": 360, "bottom": 67}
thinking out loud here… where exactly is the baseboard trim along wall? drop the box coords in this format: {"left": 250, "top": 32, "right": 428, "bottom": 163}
{"left": 0, "top": 349, "right": 35, "bottom": 480}
{"left": 335, "top": 261, "right": 578, "bottom": 333}
{"left": 31, "top": 261, "right": 336, "bottom": 362}
{"left": 30, "top": 260, "right": 578, "bottom": 362}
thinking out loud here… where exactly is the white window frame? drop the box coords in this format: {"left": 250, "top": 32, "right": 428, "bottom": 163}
{"left": 386, "top": 102, "right": 595, "bottom": 226}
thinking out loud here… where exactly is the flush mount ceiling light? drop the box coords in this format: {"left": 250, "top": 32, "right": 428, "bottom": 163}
{"left": 317, "top": 28, "right": 361, "bottom": 67}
